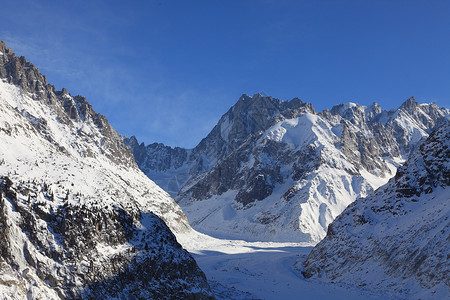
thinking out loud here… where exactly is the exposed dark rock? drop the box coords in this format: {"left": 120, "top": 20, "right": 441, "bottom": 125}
{"left": 0, "top": 41, "right": 214, "bottom": 299}
{"left": 0, "top": 40, "right": 136, "bottom": 167}
{"left": 127, "top": 91, "right": 447, "bottom": 242}
{"left": 0, "top": 155, "right": 213, "bottom": 300}
{"left": 302, "top": 121, "right": 450, "bottom": 298}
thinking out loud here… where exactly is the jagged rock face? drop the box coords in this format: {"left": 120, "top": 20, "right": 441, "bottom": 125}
{"left": 0, "top": 40, "right": 190, "bottom": 232}
{"left": 129, "top": 93, "right": 448, "bottom": 243}
{"left": 124, "top": 136, "right": 191, "bottom": 197}
{"left": 191, "top": 94, "right": 316, "bottom": 169}
{"left": 125, "top": 136, "right": 188, "bottom": 172}
{"left": 301, "top": 121, "right": 450, "bottom": 299}
{"left": 125, "top": 94, "right": 316, "bottom": 197}
{"left": 0, "top": 178, "right": 213, "bottom": 299}
{"left": 0, "top": 41, "right": 213, "bottom": 299}
{"left": 0, "top": 41, "right": 135, "bottom": 168}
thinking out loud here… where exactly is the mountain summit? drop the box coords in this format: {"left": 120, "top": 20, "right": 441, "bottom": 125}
{"left": 0, "top": 41, "right": 213, "bottom": 298}
{"left": 127, "top": 93, "right": 448, "bottom": 243}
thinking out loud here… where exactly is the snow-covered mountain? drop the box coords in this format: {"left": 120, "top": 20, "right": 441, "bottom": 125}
{"left": 301, "top": 120, "right": 450, "bottom": 299}
{"left": 0, "top": 41, "right": 213, "bottom": 298}
{"left": 127, "top": 93, "right": 448, "bottom": 243}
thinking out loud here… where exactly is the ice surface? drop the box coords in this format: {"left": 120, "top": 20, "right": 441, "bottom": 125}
{"left": 177, "top": 231, "right": 387, "bottom": 300}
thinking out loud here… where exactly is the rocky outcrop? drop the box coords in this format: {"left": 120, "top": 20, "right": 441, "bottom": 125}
{"left": 125, "top": 136, "right": 189, "bottom": 172}
{"left": 129, "top": 93, "right": 448, "bottom": 243}
{"left": 0, "top": 40, "right": 213, "bottom": 299}
{"left": 0, "top": 177, "right": 213, "bottom": 299}
{"left": 0, "top": 40, "right": 135, "bottom": 168}
{"left": 301, "top": 121, "right": 450, "bottom": 299}
{"left": 126, "top": 94, "right": 316, "bottom": 197}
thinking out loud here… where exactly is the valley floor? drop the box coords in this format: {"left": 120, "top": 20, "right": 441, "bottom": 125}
{"left": 178, "top": 233, "right": 389, "bottom": 300}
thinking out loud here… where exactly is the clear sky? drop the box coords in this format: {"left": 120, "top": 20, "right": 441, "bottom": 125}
{"left": 1, "top": 0, "right": 449, "bottom": 148}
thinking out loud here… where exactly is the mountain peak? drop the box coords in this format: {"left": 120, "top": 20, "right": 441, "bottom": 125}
{"left": 130, "top": 88, "right": 448, "bottom": 244}
{"left": 0, "top": 41, "right": 213, "bottom": 298}
{"left": 0, "top": 40, "right": 52, "bottom": 95}
{"left": 0, "top": 40, "right": 12, "bottom": 56}
{"left": 252, "top": 92, "right": 272, "bottom": 101}
{"left": 371, "top": 101, "right": 381, "bottom": 109}
{"left": 330, "top": 102, "right": 360, "bottom": 115}
{"left": 124, "top": 135, "right": 141, "bottom": 149}
{"left": 399, "top": 96, "right": 419, "bottom": 111}
{"left": 0, "top": 40, "right": 136, "bottom": 167}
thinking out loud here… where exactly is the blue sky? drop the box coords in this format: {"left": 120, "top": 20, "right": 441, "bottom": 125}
{"left": 1, "top": 0, "right": 449, "bottom": 148}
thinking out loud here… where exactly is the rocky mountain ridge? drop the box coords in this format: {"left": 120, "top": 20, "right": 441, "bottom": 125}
{"left": 0, "top": 40, "right": 213, "bottom": 298}
{"left": 125, "top": 94, "right": 316, "bottom": 196}
{"left": 301, "top": 120, "right": 450, "bottom": 299}
{"left": 128, "top": 93, "right": 448, "bottom": 243}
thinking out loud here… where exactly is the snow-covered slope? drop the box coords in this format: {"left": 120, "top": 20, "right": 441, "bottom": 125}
{"left": 0, "top": 41, "right": 213, "bottom": 298}
{"left": 128, "top": 94, "right": 448, "bottom": 243}
{"left": 301, "top": 120, "right": 450, "bottom": 299}
{"left": 125, "top": 94, "right": 316, "bottom": 197}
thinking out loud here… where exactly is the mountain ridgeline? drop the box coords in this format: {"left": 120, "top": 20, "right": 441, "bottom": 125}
{"left": 301, "top": 119, "right": 450, "bottom": 298}
{"left": 0, "top": 41, "right": 213, "bottom": 298}
{"left": 126, "top": 93, "right": 448, "bottom": 243}
{"left": 2, "top": 37, "right": 447, "bottom": 299}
